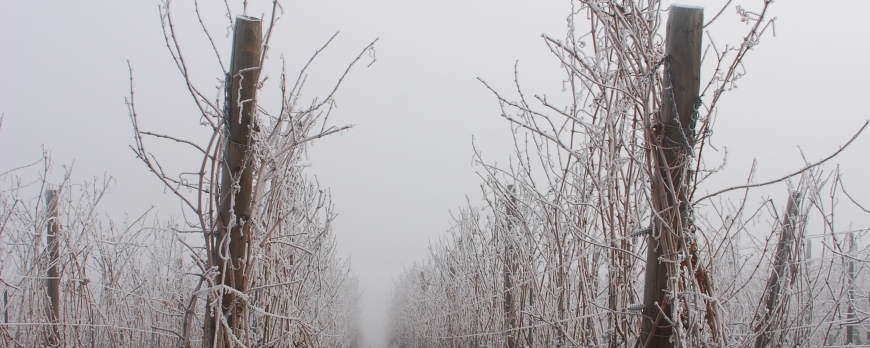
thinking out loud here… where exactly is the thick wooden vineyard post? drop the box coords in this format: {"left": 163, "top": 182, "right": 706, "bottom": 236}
{"left": 45, "top": 189, "right": 60, "bottom": 346}
{"left": 754, "top": 192, "right": 801, "bottom": 348}
{"left": 639, "top": 5, "right": 703, "bottom": 348}
{"left": 847, "top": 230, "right": 856, "bottom": 345}
{"left": 205, "top": 16, "right": 262, "bottom": 348}
{"left": 504, "top": 185, "right": 518, "bottom": 348}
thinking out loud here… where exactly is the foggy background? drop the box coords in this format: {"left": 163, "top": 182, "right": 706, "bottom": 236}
{"left": 1, "top": 1, "right": 868, "bottom": 346}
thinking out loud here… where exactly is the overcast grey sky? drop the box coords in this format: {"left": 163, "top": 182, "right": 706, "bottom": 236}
{"left": 1, "top": 1, "right": 868, "bottom": 346}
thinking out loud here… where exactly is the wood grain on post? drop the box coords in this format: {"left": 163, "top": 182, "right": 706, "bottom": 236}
{"left": 206, "top": 15, "right": 262, "bottom": 348}
{"left": 45, "top": 189, "right": 60, "bottom": 346}
{"left": 639, "top": 5, "right": 703, "bottom": 348}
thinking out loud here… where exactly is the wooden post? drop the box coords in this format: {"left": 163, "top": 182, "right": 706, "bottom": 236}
{"left": 526, "top": 283, "right": 534, "bottom": 346}
{"left": 503, "top": 185, "right": 518, "bottom": 348}
{"left": 847, "top": 231, "right": 856, "bottom": 345}
{"left": 639, "top": 5, "right": 703, "bottom": 348}
{"left": 205, "top": 15, "right": 262, "bottom": 348}
{"left": 45, "top": 189, "right": 60, "bottom": 346}
{"left": 754, "top": 192, "right": 801, "bottom": 348}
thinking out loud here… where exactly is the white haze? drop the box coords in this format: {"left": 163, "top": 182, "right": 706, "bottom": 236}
{"left": 0, "top": 1, "right": 868, "bottom": 346}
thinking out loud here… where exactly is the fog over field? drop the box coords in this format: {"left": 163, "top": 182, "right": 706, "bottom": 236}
{"left": 0, "top": 1, "right": 868, "bottom": 347}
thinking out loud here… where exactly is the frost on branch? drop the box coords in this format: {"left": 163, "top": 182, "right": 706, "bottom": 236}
{"left": 388, "top": 1, "right": 868, "bottom": 347}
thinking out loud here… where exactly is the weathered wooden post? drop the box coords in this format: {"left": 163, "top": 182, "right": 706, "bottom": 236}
{"left": 45, "top": 189, "right": 60, "bottom": 346}
{"left": 639, "top": 5, "right": 703, "bottom": 347}
{"left": 847, "top": 230, "right": 856, "bottom": 345}
{"left": 503, "top": 185, "right": 518, "bottom": 348}
{"left": 205, "top": 15, "right": 262, "bottom": 348}
{"left": 526, "top": 282, "right": 534, "bottom": 346}
{"left": 754, "top": 192, "right": 801, "bottom": 347}
{"left": 3, "top": 290, "right": 7, "bottom": 324}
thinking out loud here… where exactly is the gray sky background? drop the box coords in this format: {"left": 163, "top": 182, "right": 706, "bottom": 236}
{"left": 1, "top": 1, "right": 868, "bottom": 346}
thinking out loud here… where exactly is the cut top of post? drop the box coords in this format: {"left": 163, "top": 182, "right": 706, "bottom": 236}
{"left": 669, "top": 4, "right": 704, "bottom": 9}
{"left": 236, "top": 15, "right": 261, "bottom": 22}
{"left": 231, "top": 16, "right": 263, "bottom": 61}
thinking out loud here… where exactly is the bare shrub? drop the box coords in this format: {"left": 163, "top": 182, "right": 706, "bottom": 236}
{"left": 388, "top": 1, "right": 870, "bottom": 347}
{"left": 1, "top": 1, "right": 370, "bottom": 347}
{"left": 125, "top": 1, "right": 372, "bottom": 346}
{"left": 0, "top": 159, "right": 196, "bottom": 347}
